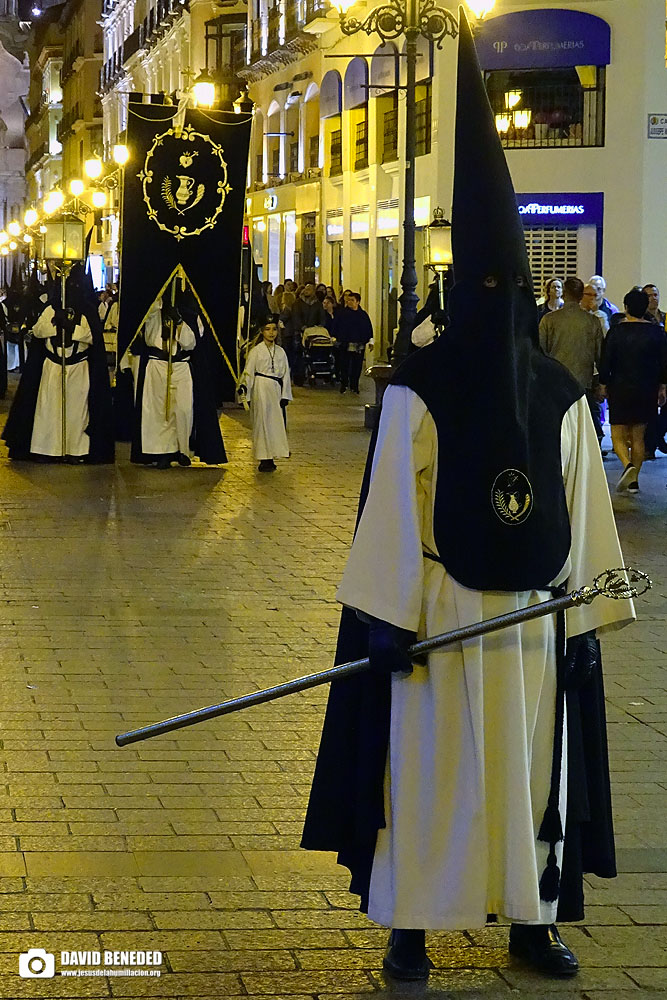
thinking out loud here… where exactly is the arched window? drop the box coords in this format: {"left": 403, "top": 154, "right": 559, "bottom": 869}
{"left": 344, "top": 58, "right": 369, "bottom": 171}
{"left": 320, "top": 70, "right": 342, "bottom": 177}
{"left": 304, "top": 82, "right": 320, "bottom": 171}
{"left": 371, "top": 43, "right": 399, "bottom": 164}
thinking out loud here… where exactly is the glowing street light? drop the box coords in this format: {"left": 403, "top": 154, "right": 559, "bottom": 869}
{"left": 466, "top": 0, "right": 495, "bottom": 17}
{"left": 0, "top": 231, "right": 8, "bottom": 246}
{"left": 8, "top": 221, "right": 21, "bottom": 237}
{"left": 84, "top": 157, "right": 103, "bottom": 179}
{"left": 92, "top": 191, "right": 106, "bottom": 208}
{"left": 192, "top": 71, "right": 216, "bottom": 108}
{"left": 24, "top": 208, "right": 38, "bottom": 227}
{"left": 113, "top": 144, "right": 129, "bottom": 165}
{"left": 70, "top": 178, "right": 85, "bottom": 197}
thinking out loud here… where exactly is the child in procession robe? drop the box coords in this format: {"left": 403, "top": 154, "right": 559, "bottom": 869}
{"left": 242, "top": 317, "right": 292, "bottom": 471}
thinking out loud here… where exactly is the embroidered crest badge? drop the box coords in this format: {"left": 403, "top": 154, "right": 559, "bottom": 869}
{"left": 491, "top": 469, "right": 533, "bottom": 525}
{"left": 138, "top": 124, "right": 232, "bottom": 241}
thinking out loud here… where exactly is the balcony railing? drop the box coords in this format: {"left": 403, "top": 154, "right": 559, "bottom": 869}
{"left": 26, "top": 141, "right": 48, "bottom": 173}
{"left": 415, "top": 94, "right": 431, "bottom": 156}
{"left": 123, "top": 25, "right": 142, "bottom": 63}
{"left": 329, "top": 129, "right": 342, "bottom": 176}
{"left": 354, "top": 119, "right": 368, "bottom": 170}
{"left": 56, "top": 102, "right": 82, "bottom": 142}
{"left": 487, "top": 72, "right": 605, "bottom": 149}
{"left": 382, "top": 107, "right": 398, "bottom": 163}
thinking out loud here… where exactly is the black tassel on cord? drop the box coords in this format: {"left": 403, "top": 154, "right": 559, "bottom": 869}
{"left": 538, "top": 801, "right": 564, "bottom": 844}
{"left": 539, "top": 850, "right": 561, "bottom": 903}
{"left": 537, "top": 598, "right": 566, "bottom": 903}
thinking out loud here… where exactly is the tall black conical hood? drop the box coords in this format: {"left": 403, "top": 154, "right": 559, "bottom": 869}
{"left": 452, "top": 8, "right": 531, "bottom": 284}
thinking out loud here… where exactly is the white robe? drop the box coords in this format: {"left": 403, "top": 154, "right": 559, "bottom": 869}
{"left": 136, "top": 306, "right": 197, "bottom": 457}
{"left": 30, "top": 306, "right": 93, "bottom": 458}
{"left": 243, "top": 341, "right": 292, "bottom": 460}
{"left": 337, "top": 386, "right": 635, "bottom": 930}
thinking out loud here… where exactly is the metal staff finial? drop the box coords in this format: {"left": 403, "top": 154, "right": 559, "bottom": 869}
{"left": 115, "top": 566, "right": 650, "bottom": 748}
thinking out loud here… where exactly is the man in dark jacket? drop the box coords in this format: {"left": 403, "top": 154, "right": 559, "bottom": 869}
{"left": 334, "top": 292, "right": 373, "bottom": 394}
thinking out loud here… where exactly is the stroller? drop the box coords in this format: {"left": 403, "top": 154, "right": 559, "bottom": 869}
{"left": 302, "top": 327, "right": 336, "bottom": 385}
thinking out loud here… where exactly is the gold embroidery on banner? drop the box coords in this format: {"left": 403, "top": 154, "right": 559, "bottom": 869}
{"left": 138, "top": 124, "right": 232, "bottom": 241}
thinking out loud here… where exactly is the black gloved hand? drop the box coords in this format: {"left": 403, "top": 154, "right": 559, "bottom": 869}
{"left": 564, "top": 630, "right": 599, "bottom": 690}
{"left": 280, "top": 399, "right": 289, "bottom": 408}
{"left": 368, "top": 619, "right": 416, "bottom": 675}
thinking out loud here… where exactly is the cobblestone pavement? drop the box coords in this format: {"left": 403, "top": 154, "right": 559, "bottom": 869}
{"left": 0, "top": 374, "right": 665, "bottom": 1000}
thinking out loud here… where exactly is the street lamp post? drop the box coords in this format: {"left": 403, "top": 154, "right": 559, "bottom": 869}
{"left": 337, "top": 0, "right": 459, "bottom": 366}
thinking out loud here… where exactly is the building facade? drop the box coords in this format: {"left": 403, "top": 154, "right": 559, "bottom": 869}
{"left": 244, "top": 0, "right": 667, "bottom": 360}
{"left": 0, "top": 0, "right": 29, "bottom": 284}
{"left": 57, "top": 0, "right": 104, "bottom": 182}
{"left": 24, "top": 1, "right": 63, "bottom": 206}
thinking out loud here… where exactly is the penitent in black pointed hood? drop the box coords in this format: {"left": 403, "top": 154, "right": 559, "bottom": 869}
{"left": 452, "top": 7, "right": 531, "bottom": 285}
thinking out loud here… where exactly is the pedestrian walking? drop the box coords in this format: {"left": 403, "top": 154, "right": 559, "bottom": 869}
{"left": 539, "top": 277, "right": 605, "bottom": 444}
{"left": 302, "top": 13, "right": 634, "bottom": 983}
{"left": 242, "top": 317, "right": 292, "bottom": 472}
{"left": 334, "top": 291, "right": 373, "bottom": 394}
{"left": 641, "top": 284, "right": 667, "bottom": 457}
{"left": 588, "top": 275, "right": 619, "bottom": 322}
{"left": 537, "top": 277, "right": 564, "bottom": 320}
{"left": 278, "top": 290, "right": 298, "bottom": 372}
{"left": 599, "top": 287, "right": 667, "bottom": 493}
{"left": 292, "top": 283, "right": 327, "bottom": 385}
{"left": 581, "top": 283, "right": 609, "bottom": 335}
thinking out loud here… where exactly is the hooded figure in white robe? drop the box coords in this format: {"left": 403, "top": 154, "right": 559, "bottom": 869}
{"left": 302, "top": 11, "right": 635, "bottom": 983}
{"left": 243, "top": 321, "right": 292, "bottom": 467}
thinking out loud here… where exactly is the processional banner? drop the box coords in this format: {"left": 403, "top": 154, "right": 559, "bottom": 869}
{"left": 118, "top": 99, "right": 251, "bottom": 400}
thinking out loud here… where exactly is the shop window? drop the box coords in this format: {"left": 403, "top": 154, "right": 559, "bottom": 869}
{"left": 256, "top": 153, "right": 263, "bottom": 182}
{"left": 270, "top": 146, "right": 280, "bottom": 178}
{"left": 354, "top": 113, "right": 368, "bottom": 170}
{"left": 289, "top": 141, "right": 299, "bottom": 174}
{"left": 486, "top": 67, "right": 606, "bottom": 149}
{"left": 415, "top": 82, "right": 432, "bottom": 157}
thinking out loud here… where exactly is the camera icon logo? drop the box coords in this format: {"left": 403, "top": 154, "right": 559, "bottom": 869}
{"left": 19, "top": 948, "right": 55, "bottom": 978}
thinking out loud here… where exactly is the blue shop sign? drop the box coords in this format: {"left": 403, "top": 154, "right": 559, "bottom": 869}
{"left": 516, "top": 193, "right": 604, "bottom": 227}
{"left": 476, "top": 9, "right": 611, "bottom": 71}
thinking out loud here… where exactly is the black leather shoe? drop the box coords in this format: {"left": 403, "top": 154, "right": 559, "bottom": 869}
{"left": 383, "top": 929, "right": 432, "bottom": 981}
{"left": 509, "top": 923, "right": 579, "bottom": 977}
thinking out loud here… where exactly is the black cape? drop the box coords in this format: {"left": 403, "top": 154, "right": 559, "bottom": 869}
{"left": 129, "top": 327, "right": 227, "bottom": 465}
{"left": 2, "top": 309, "right": 115, "bottom": 464}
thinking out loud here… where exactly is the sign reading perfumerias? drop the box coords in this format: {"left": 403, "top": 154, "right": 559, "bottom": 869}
{"left": 118, "top": 100, "right": 251, "bottom": 401}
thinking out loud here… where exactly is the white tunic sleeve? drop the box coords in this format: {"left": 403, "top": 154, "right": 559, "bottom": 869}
{"left": 32, "top": 307, "right": 55, "bottom": 339}
{"left": 279, "top": 347, "right": 292, "bottom": 401}
{"left": 336, "top": 385, "right": 434, "bottom": 632}
{"left": 178, "top": 321, "right": 197, "bottom": 351}
{"left": 242, "top": 345, "right": 258, "bottom": 401}
{"left": 560, "top": 395, "right": 635, "bottom": 637}
{"left": 73, "top": 315, "right": 93, "bottom": 345}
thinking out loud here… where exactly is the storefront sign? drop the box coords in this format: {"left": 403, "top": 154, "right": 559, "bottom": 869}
{"left": 516, "top": 192, "right": 603, "bottom": 227}
{"left": 476, "top": 9, "right": 611, "bottom": 70}
{"left": 647, "top": 114, "right": 667, "bottom": 139}
{"left": 264, "top": 194, "right": 278, "bottom": 210}
{"left": 326, "top": 215, "right": 344, "bottom": 240}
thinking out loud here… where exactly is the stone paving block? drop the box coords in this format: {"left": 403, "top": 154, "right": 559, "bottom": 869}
{"left": 0, "top": 893, "right": 93, "bottom": 911}
{"left": 240, "top": 970, "right": 375, "bottom": 994}
{"left": 153, "top": 909, "right": 275, "bottom": 929}
{"left": 107, "top": 972, "right": 243, "bottom": 996}
{"left": 132, "top": 851, "right": 251, "bottom": 877}
{"left": 24, "top": 853, "right": 140, "bottom": 877}
{"left": 0, "top": 853, "right": 25, "bottom": 876}
{"left": 223, "top": 929, "right": 348, "bottom": 949}
{"left": 168, "top": 948, "right": 297, "bottom": 972}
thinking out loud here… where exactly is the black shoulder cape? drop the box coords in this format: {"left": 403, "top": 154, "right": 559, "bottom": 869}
{"left": 2, "top": 312, "right": 114, "bottom": 464}
{"left": 302, "top": 339, "right": 615, "bottom": 919}
{"left": 129, "top": 330, "right": 227, "bottom": 465}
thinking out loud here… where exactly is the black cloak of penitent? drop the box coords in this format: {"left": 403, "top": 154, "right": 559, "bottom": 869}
{"left": 2, "top": 264, "right": 115, "bottom": 463}
{"left": 301, "top": 9, "right": 616, "bottom": 922}
{"left": 128, "top": 288, "right": 227, "bottom": 466}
